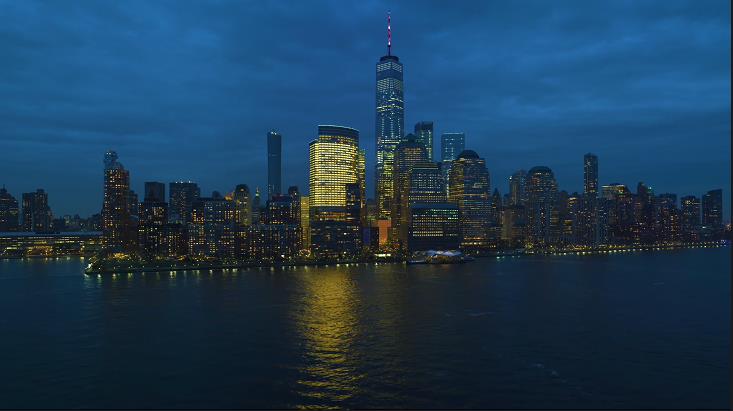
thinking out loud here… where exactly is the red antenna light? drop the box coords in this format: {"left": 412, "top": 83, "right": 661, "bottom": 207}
{"left": 387, "top": 12, "right": 392, "bottom": 56}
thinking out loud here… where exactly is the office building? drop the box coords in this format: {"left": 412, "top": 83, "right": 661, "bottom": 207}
{"left": 375, "top": 14, "right": 405, "bottom": 222}
{"left": 449, "top": 150, "right": 491, "bottom": 252}
{"left": 309, "top": 125, "right": 362, "bottom": 259}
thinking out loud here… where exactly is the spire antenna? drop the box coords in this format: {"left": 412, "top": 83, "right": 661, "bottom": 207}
{"left": 387, "top": 12, "right": 391, "bottom": 56}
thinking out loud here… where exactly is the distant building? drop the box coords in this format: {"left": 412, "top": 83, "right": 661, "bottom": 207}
{"left": 169, "top": 181, "right": 200, "bottom": 224}
{"left": 701, "top": 189, "right": 723, "bottom": 239}
{"left": 300, "top": 195, "right": 310, "bottom": 250}
{"left": 267, "top": 130, "right": 282, "bottom": 199}
{"left": 0, "top": 187, "right": 19, "bottom": 231}
{"left": 634, "top": 182, "right": 656, "bottom": 244}
{"left": 583, "top": 153, "right": 598, "bottom": 197}
{"left": 21, "top": 189, "right": 52, "bottom": 233}
{"left": 526, "top": 166, "right": 558, "bottom": 248}
{"left": 102, "top": 151, "right": 135, "bottom": 251}
{"left": 414, "top": 121, "right": 434, "bottom": 161}
{"left": 144, "top": 182, "right": 166, "bottom": 203}
{"left": 138, "top": 198, "right": 168, "bottom": 257}
{"left": 601, "top": 183, "right": 634, "bottom": 245}
{"left": 508, "top": 170, "right": 527, "bottom": 206}
{"left": 680, "top": 195, "right": 701, "bottom": 242}
{"left": 449, "top": 150, "right": 491, "bottom": 252}
{"left": 189, "top": 196, "right": 236, "bottom": 258}
{"left": 232, "top": 184, "right": 251, "bottom": 226}
{"left": 440, "top": 132, "right": 465, "bottom": 195}
{"left": 655, "top": 193, "right": 680, "bottom": 243}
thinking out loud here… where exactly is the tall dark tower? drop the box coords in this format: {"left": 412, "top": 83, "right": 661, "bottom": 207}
{"left": 267, "top": 130, "right": 282, "bottom": 200}
{"left": 584, "top": 153, "right": 598, "bottom": 197}
{"left": 375, "top": 12, "right": 405, "bottom": 223}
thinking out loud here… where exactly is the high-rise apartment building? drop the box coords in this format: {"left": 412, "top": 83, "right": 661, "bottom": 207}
{"left": 102, "top": 151, "right": 134, "bottom": 251}
{"left": 526, "top": 166, "right": 558, "bottom": 248}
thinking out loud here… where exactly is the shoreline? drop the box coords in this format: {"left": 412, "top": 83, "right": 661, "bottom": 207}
{"left": 79, "top": 241, "right": 729, "bottom": 275}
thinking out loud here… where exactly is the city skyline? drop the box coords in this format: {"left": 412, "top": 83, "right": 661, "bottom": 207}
{"left": 0, "top": 1, "right": 730, "bottom": 218}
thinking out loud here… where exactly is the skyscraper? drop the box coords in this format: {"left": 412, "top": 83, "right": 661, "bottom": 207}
{"left": 580, "top": 154, "right": 599, "bottom": 247}
{"left": 375, "top": 13, "right": 405, "bottom": 222}
{"left": 702, "top": 189, "right": 723, "bottom": 229}
{"left": 232, "top": 184, "right": 251, "bottom": 226}
{"left": 267, "top": 130, "right": 282, "bottom": 199}
{"left": 392, "top": 135, "right": 428, "bottom": 247}
{"left": 583, "top": 153, "right": 599, "bottom": 197}
{"left": 508, "top": 170, "right": 527, "bottom": 206}
{"left": 102, "top": 151, "right": 134, "bottom": 251}
{"left": 309, "top": 125, "right": 362, "bottom": 258}
{"left": 440, "top": 132, "right": 465, "bottom": 194}
{"left": 22, "top": 189, "right": 52, "bottom": 233}
{"left": 414, "top": 121, "right": 434, "bottom": 161}
{"left": 144, "top": 182, "right": 166, "bottom": 203}
{"left": 526, "top": 166, "right": 558, "bottom": 248}
{"left": 169, "top": 182, "right": 200, "bottom": 224}
{"left": 0, "top": 187, "right": 19, "bottom": 231}
{"left": 449, "top": 150, "right": 491, "bottom": 252}
{"left": 440, "top": 133, "right": 466, "bottom": 163}
{"left": 680, "top": 195, "right": 701, "bottom": 242}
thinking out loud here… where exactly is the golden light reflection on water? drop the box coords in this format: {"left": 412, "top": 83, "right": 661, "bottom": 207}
{"left": 292, "top": 268, "right": 364, "bottom": 408}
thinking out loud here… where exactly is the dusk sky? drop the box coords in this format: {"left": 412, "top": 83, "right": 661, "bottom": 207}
{"left": 0, "top": 0, "right": 730, "bottom": 218}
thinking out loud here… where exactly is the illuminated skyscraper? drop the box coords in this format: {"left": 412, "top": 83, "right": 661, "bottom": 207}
{"left": 449, "top": 150, "right": 491, "bottom": 252}
{"left": 0, "top": 187, "right": 19, "bottom": 231}
{"left": 526, "top": 166, "right": 558, "bottom": 248}
{"left": 414, "top": 121, "right": 434, "bottom": 161}
{"left": 267, "top": 130, "right": 282, "bottom": 199}
{"left": 375, "top": 13, "right": 405, "bottom": 222}
{"left": 102, "top": 151, "right": 134, "bottom": 251}
{"left": 309, "top": 125, "right": 362, "bottom": 258}
{"left": 441, "top": 132, "right": 465, "bottom": 194}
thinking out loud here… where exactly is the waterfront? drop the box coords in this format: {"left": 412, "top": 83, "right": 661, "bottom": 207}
{"left": 0, "top": 247, "right": 729, "bottom": 409}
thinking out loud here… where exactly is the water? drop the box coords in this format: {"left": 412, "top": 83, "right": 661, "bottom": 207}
{"left": 0, "top": 247, "right": 729, "bottom": 409}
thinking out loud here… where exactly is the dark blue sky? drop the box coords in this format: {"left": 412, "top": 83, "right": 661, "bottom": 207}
{"left": 1, "top": 0, "right": 730, "bottom": 218}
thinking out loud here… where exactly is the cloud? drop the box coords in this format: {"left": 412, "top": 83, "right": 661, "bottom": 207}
{"left": 0, "top": 0, "right": 729, "bottom": 217}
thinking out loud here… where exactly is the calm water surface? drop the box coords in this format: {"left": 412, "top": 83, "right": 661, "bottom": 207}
{"left": 0, "top": 247, "right": 729, "bottom": 409}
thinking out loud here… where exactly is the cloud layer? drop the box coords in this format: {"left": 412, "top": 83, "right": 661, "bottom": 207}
{"left": 0, "top": 0, "right": 729, "bottom": 217}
